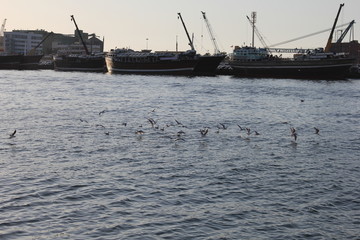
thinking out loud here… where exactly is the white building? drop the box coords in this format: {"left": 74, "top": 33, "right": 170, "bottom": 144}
{"left": 4, "top": 31, "right": 43, "bottom": 55}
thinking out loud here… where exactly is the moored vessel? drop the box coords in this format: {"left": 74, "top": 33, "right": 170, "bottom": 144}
{"left": 20, "top": 55, "right": 43, "bottom": 70}
{"left": 105, "top": 48, "right": 198, "bottom": 75}
{"left": 0, "top": 54, "right": 22, "bottom": 69}
{"left": 54, "top": 53, "right": 104, "bottom": 72}
{"left": 194, "top": 54, "right": 225, "bottom": 75}
{"left": 229, "top": 47, "right": 354, "bottom": 79}
{"left": 229, "top": 4, "right": 355, "bottom": 79}
{"left": 54, "top": 15, "right": 105, "bottom": 72}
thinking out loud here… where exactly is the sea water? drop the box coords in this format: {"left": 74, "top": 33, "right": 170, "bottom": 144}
{"left": 0, "top": 70, "right": 359, "bottom": 239}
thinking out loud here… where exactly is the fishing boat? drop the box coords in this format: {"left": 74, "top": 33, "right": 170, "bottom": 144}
{"left": 54, "top": 15, "right": 105, "bottom": 72}
{"left": 106, "top": 13, "right": 224, "bottom": 75}
{"left": 105, "top": 48, "right": 198, "bottom": 75}
{"left": 54, "top": 53, "right": 104, "bottom": 72}
{"left": 0, "top": 54, "right": 21, "bottom": 69}
{"left": 229, "top": 46, "right": 354, "bottom": 79}
{"left": 20, "top": 55, "right": 44, "bottom": 70}
{"left": 0, "top": 54, "right": 45, "bottom": 70}
{"left": 195, "top": 54, "right": 225, "bottom": 75}
{"left": 0, "top": 32, "right": 53, "bottom": 70}
{"left": 229, "top": 4, "right": 354, "bottom": 79}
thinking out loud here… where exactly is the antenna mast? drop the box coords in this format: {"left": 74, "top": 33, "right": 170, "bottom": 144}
{"left": 251, "top": 12, "right": 257, "bottom": 47}
{"left": 246, "top": 15, "right": 270, "bottom": 52}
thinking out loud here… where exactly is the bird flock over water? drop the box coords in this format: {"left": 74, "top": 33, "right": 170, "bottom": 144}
{"left": 76, "top": 108, "right": 321, "bottom": 145}
{"left": 6, "top": 108, "right": 321, "bottom": 145}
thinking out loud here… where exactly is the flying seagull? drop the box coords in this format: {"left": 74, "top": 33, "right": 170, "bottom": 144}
{"left": 199, "top": 128, "right": 209, "bottom": 136}
{"left": 290, "top": 127, "right": 297, "bottom": 141}
{"left": 147, "top": 118, "right": 156, "bottom": 128}
{"left": 9, "top": 130, "right": 16, "bottom": 138}
{"left": 314, "top": 127, "right": 320, "bottom": 135}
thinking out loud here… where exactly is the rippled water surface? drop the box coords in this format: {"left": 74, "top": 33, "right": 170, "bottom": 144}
{"left": 1, "top": 70, "right": 359, "bottom": 239}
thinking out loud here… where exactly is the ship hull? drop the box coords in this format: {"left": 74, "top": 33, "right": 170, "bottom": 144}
{"left": 20, "top": 55, "right": 43, "bottom": 70}
{"left": 105, "top": 56, "right": 197, "bottom": 75}
{"left": 194, "top": 55, "right": 225, "bottom": 75}
{"left": 54, "top": 55, "right": 105, "bottom": 72}
{"left": 0, "top": 55, "right": 22, "bottom": 70}
{"left": 230, "top": 58, "right": 354, "bottom": 79}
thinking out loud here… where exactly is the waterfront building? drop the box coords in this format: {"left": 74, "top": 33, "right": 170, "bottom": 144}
{"left": 3, "top": 29, "right": 103, "bottom": 55}
{"left": 3, "top": 30, "right": 43, "bottom": 55}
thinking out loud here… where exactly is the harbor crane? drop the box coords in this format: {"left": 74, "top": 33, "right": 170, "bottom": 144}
{"left": 336, "top": 20, "right": 355, "bottom": 43}
{"left": 0, "top": 19, "right": 6, "bottom": 52}
{"left": 1, "top": 19, "right": 6, "bottom": 36}
{"left": 324, "top": 3, "right": 344, "bottom": 52}
{"left": 27, "top": 31, "right": 53, "bottom": 55}
{"left": 177, "top": 13, "right": 195, "bottom": 51}
{"left": 71, "top": 15, "right": 90, "bottom": 55}
{"left": 201, "top": 11, "right": 220, "bottom": 55}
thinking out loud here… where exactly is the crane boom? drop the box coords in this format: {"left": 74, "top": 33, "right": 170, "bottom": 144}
{"left": 324, "top": 3, "right": 344, "bottom": 52}
{"left": 177, "top": 13, "right": 195, "bottom": 51}
{"left": 27, "top": 31, "right": 53, "bottom": 55}
{"left": 336, "top": 20, "right": 355, "bottom": 43}
{"left": 1, "top": 19, "right": 7, "bottom": 36}
{"left": 201, "top": 11, "right": 220, "bottom": 54}
{"left": 269, "top": 22, "right": 350, "bottom": 47}
{"left": 70, "top": 15, "right": 90, "bottom": 55}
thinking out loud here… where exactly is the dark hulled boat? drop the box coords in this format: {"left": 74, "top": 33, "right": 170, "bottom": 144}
{"left": 194, "top": 54, "right": 225, "bottom": 75}
{"left": 229, "top": 47, "right": 354, "bottom": 79}
{"left": 105, "top": 48, "right": 225, "bottom": 75}
{"left": 195, "top": 12, "right": 226, "bottom": 75}
{"left": 54, "top": 15, "right": 105, "bottom": 72}
{"left": 20, "top": 55, "right": 43, "bottom": 70}
{"left": 0, "top": 55, "right": 22, "bottom": 69}
{"left": 229, "top": 4, "right": 354, "bottom": 79}
{"left": 105, "top": 49, "right": 198, "bottom": 75}
{"left": 0, "top": 54, "right": 44, "bottom": 70}
{"left": 54, "top": 54, "right": 105, "bottom": 72}
{"left": 106, "top": 12, "right": 223, "bottom": 75}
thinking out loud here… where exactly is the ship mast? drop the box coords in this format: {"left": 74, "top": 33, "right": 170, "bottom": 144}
{"left": 324, "top": 3, "right": 344, "bottom": 52}
{"left": 251, "top": 12, "right": 256, "bottom": 48}
{"left": 246, "top": 14, "right": 270, "bottom": 53}
{"left": 177, "top": 13, "right": 195, "bottom": 51}
{"left": 70, "top": 15, "right": 90, "bottom": 55}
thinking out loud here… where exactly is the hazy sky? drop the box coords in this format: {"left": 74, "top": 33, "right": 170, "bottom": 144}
{"left": 1, "top": 0, "right": 359, "bottom": 54}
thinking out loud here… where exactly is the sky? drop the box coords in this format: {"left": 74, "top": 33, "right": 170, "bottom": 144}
{"left": 1, "top": 0, "right": 360, "bottom": 54}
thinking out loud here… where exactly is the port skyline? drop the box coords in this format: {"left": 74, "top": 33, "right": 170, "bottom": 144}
{"left": 2, "top": 0, "right": 360, "bottom": 54}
